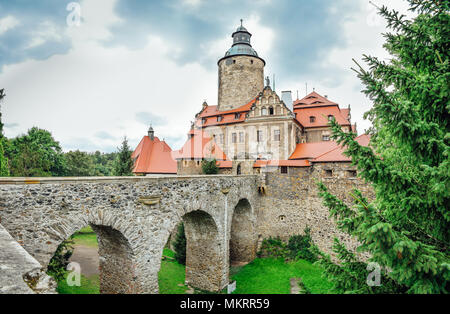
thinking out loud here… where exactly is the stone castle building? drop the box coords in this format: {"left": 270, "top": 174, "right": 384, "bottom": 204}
{"left": 158, "top": 22, "right": 365, "bottom": 176}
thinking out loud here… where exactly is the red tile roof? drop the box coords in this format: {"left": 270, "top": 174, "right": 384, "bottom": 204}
{"left": 132, "top": 136, "right": 177, "bottom": 174}
{"left": 173, "top": 129, "right": 228, "bottom": 160}
{"left": 293, "top": 92, "right": 351, "bottom": 128}
{"left": 289, "top": 141, "right": 340, "bottom": 160}
{"left": 195, "top": 99, "right": 256, "bottom": 128}
{"left": 253, "top": 159, "right": 310, "bottom": 168}
{"left": 312, "top": 134, "right": 371, "bottom": 162}
{"left": 216, "top": 160, "right": 233, "bottom": 168}
{"left": 293, "top": 91, "right": 338, "bottom": 108}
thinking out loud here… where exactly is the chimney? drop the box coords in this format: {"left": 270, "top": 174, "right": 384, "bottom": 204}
{"left": 281, "top": 91, "right": 293, "bottom": 112}
{"left": 148, "top": 125, "right": 154, "bottom": 140}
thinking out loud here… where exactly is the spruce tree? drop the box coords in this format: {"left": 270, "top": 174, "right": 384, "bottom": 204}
{"left": 173, "top": 223, "right": 186, "bottom": 265}
{"left": 0, "top": 89, "right": 9, "bottom": 176}
{"left": 114, "top": 136, "right": 134, "bottom": 176}
{"left": 317, "top": 1, "right": 449, "bottom": 294}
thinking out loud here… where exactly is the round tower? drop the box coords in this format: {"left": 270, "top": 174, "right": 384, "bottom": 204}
{"left": 217, "top": 21, "right": 265, "bottom": 111}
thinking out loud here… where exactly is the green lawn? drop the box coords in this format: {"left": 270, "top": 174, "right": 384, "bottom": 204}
{"left": 158, "top": 248, "right": 188, "bottom": 294}
{"left": 54, "top": 235, "right": 333, "bottom": 294}
{"left": 71, "top": 226, "right": 98, "bottom": 247}
{"left": 57, "top": 273, "right": 100, "bottom": 294}
{"left": 231, "top": 258, "right": 335, "bottom": 294}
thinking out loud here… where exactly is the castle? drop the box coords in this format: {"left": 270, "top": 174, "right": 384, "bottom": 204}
{"left": 132, "top": 21, "right": 369, "bottom": 176}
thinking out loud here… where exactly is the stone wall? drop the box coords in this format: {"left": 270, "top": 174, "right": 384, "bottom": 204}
{"left": 0, "top": 175, "right": 259, "bottom": 293}
{"left": 256, "top": 163, "right": 374, "bottom": 258}
{"left": 218, "top": 56, "right": 264, "bottom": 111}
{"left": 0, "top": 224, "right": 56, "bottom": 294}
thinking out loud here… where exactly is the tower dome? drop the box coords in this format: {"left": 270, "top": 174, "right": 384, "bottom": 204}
{"left": 217, "top": 20, "right": 265, "bottom": 111}
{"left": 219, "top": 19, "right": 265, "bottom": 64}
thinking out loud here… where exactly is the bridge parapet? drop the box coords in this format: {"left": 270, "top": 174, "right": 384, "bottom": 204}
{"left": 0, "top": 174, "right": 259, "bottom": 293}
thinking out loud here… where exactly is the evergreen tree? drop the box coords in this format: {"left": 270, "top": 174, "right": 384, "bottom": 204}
{"left": 317, "top": 1, "right": 449, "bottom": 294}
{"left": 173, "top": 223, "right": 186, "bottom": 265}
{"left": 0, "top": 89, "right": 9, "bottom": 176}
{"left": 0, "top": 89, "right": 5, "bottom": 138}
{"left": 114, "top": 136, "right": 134, "bottom": 176}
{"left": 201, "top": 158, "right": 219, "bottom": 175}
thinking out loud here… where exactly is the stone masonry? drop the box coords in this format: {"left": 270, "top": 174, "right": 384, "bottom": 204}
{"left": 0, "top": 175, "right": 258, "bottom": 293}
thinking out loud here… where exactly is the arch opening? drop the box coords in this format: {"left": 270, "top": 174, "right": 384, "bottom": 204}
{"left": 183, "top": 210, "right": 224, "bottom": 292}
{"left": 230, "top": 199, "right": 256, "bottom": 265}
{"left": 46, "top": 223, "right": 137, "bottom": 294}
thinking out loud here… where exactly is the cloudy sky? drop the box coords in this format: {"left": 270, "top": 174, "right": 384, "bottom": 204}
{"left": 0, "top": 0, "right": 410, "bottom": 153}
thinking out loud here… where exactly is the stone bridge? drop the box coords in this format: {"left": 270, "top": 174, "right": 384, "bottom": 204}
{"left": 0, "top": 175, "right": 260, "bottom": 294}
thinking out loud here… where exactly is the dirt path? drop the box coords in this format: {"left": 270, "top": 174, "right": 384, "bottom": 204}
{"left": 69, "top": 244, "right": 99, "bottom": 277}
{"left": 290, "top": 278, "right": 301, "bottom": 294}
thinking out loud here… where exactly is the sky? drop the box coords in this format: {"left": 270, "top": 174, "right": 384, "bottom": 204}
{"left": 0, "top": 0, "right": 411, "bottom": 153}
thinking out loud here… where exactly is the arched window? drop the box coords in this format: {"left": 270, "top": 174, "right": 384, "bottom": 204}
{"left": 261, "top": 107, "right": 267, "bottom": 115}
{"left": 328, "top": 115, "right": 334, "bottom": 121}
{"left": 269, "top": 107, "right": 274, "bottom": 115}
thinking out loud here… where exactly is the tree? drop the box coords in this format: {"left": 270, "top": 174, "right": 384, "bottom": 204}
{"left": 0, "top": 89, "right": 9, "bottom": 176}
{"left": 0, "top": 89, "right": 5, "bottom": 138}
{"left": 173, "top": 223, "right": 186, "bottom": 265}
{"left": 316, "top": 1, "right": 449, "bottom": 294}
{"left": 8, "top": 127, "right": 67, "bottom": 177}
{"left": 114, "top": 136, "right": 134, "bottom": 176}
{"left": 47, "top": 238, "right": 74, "bottom": 282}
{"left": 201, "top": 158, "right": 219, "bottom": 175}
{"left": 65, "top": 150, "right": 95, "bottom": 176}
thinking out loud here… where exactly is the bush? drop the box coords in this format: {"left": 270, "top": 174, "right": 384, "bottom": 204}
{"left": 257, "top": 228, "right": 318, "bottom": 263}
{"left": 287, "top": 227, "right": 318, "bottom": 263}
{"left": 47, "top": 238, "right": 74, "bottom": 282}
{"left": 172, "top": 223, "right": 186, "bottom": 265}
{"left": 201, "top": 159, "right": 219, "bottom": 175}
{"left": 257, "top": 237, "right": 289, "bottom": 260}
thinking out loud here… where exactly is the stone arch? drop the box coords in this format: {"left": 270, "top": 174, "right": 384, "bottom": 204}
{"left": 42, "top": 209, "right": 148, "bottom": 294}
{"left": 182, "top": 210, "right": 224, "bottom": 292}
{"left": 229, "top": 198, "right": 257, "bottom": 264}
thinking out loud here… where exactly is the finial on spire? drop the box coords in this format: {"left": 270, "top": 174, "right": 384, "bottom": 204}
{"left": 240, "top": 19, "right": 243, "bottom": 27}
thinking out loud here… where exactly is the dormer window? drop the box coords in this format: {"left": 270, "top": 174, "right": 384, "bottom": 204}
{"left": 235, "top": 113, "right": 241, "bottom": 120}
{"left": 202, "top": 118, "right": 206, "bottom": 125}
{"left": 312, "top": 101, "right": 323, "bottom": 104}
{"left": 328, "top": 115, "right": 334, "bottom": 121}
{"left": 217, "top": 116, "right": 223, "bottom": 122}
{"left": 310, "top": 116, "right": 316, "bottom": 123}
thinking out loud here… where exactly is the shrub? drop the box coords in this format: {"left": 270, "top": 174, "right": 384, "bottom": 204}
{"left": 257, "top": 237, "right": 289, "bottom": 260}
{"left": 201, "top": 159, "right": 219, "bottom": 175}
{"left": 172, "top": 223, "right": 186, "bottom": 265}
{"left": 287, "top": 227, "right": 318, "bottom": 263}
{"left": 47, "top": 238, "right": 74, "bottom": 282}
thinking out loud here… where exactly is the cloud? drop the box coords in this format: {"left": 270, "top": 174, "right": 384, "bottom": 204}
{"left": 0, "top": 0, "right": 416, "bottom": 152}
{"left": 135, "top": 111, "right": 167, "bottom": 126}
{"left": 0, "top": 15, "right": 20, "bottom": 35}
{"left": 95, "top": 131, "right": 116, "bottom": 140}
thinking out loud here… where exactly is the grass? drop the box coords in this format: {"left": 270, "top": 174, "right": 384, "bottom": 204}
{"left": 54, "top": 232, "right": 334, "bottom": 295}
{"left": 71, "top": 226, "right": 98, "bottom": 247}
{"left": 158, "top": 248, "right": 188, "bottom": 294}
{"left": 231, "top": 258, "right": 335, "bottom": 294}
{"left": 57, "top": 273, "right": 100, "bottom": 294}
